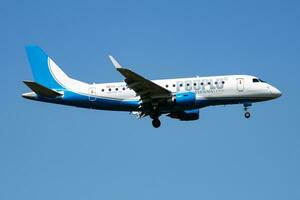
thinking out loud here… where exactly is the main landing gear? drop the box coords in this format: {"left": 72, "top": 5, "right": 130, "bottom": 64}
{"left": 150, "top": 106, "right": 161, "bottom": 128}
{"left": 152, "top": 118, "right": 161, "bottom": 128}
{"left": 243, "top": 103, "right": 252, "bottom": 119}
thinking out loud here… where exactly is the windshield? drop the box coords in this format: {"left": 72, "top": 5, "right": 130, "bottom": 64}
{"left": 259, "top": 79, "right": 266, "bottom": 83}
{"left": 253, "top": 78, "right": 267, "bottom": 83}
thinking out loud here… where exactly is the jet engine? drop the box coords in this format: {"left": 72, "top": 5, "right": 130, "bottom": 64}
{"left": 167, "top": 109, "right": 199, "bottom": 121}
{"left": 172, "top": 92, "right": 196, "bottom": 108}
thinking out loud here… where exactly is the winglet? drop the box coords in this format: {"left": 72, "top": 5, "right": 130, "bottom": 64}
{"left": 109, "top": 55, "right": 122, "bottom": 69}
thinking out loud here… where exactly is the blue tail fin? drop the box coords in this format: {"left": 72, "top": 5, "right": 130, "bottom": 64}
{"left": 25, "top": 45, "right": 63, "bottom": 89}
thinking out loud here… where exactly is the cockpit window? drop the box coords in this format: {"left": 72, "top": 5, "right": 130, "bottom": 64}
{"left": 259, "top": 79, "right": 266, "bottom": 83}
{"left": 253, "top": 78, "right": 259, "bottom": 83}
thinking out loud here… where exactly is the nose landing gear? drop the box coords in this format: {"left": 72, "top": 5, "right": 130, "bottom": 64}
{"left": 244, "top": 111, "right": 251, "bottom": 119}
{"left": 243, "top": 103, "right": 252, "bottom": 119}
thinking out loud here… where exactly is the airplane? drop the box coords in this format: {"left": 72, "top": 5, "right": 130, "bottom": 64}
{"left": 22, "top": 45, "right": 282, "bottom": 128}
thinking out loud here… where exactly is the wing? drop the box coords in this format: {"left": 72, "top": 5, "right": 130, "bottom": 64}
{"left": 109, "top": 56, "right": 172, "bottom": 104}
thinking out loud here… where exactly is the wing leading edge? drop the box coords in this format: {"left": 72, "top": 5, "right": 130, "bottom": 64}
{"left": 109, "top": 56, "right": 171, "bottom": 104}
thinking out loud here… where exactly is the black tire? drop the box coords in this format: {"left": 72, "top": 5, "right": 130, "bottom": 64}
{"left": 152, "top": 119, "right": 161, "bottom": 128}
{"left": 245, "top": 112, "right": 251, "bottom": 119}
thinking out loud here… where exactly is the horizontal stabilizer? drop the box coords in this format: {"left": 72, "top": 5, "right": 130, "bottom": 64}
{"left": 23, "top": 80, "right": 62, "bottom": 98}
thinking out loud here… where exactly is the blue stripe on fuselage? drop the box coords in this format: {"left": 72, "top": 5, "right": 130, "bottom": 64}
{"left": 32, "top": 90, "right": 270, "bottom": 112}
{"left": 35, "top": 90, "right": 141, "bottom": 111}
{"left": 195, "top": 97, "right": 270, "bottom": 108}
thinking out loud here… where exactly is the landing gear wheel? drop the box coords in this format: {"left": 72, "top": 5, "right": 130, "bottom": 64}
{"left": 245, "top": 112, "right": 251, "bottom": 119}
{"left": 243, "top": 103, "right": 252, "bottom": 119}
{"left": 152, "top": 118, "right": 161, "bottom": 128}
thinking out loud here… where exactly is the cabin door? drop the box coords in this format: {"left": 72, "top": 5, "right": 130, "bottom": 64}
{"left": 89, "top": 87, "right": 96, "bottom": 101}
{"left": 236, "top": 78, "right": 244, "bottom": 92}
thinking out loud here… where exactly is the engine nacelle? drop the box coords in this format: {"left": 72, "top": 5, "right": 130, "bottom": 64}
{"left": 173, "top": 92, "right": 196, "bottom": 108}
{"left": 167, "top": 109, "right": 200, "bottom": 121}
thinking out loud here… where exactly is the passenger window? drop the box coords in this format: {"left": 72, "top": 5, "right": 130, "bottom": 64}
{"left": 123, "top": 87, "right": 125, "bottom": 90}
{"left": 194, "top": 83, "right": 197, "bottom": 86}
{"left": 108, "top": 88, "right": 111, "bottom": 91}
{"left": 222, "top": 81, "right": 225, "bottom": 84}
{"left": 166, "top": 84, "right": 169, "bottom": 88}
{"left": 180, "top": 84, "right": 183, "bottom": 87}
{"left": 173, "top": 84, "right": 176, "bottom": 87}
{"left": 115, "top": 88, "right": 118, "bottom": 91}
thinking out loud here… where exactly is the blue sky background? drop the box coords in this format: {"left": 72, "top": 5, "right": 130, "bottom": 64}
{"left": 0, "top": 0, "right": 299, "bottom": 199}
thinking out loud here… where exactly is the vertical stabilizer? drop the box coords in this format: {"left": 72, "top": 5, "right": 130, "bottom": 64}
{"left": 25, "top": 45, "right": 65, "bottom": 89}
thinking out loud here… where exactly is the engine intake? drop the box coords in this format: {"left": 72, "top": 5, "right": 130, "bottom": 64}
{"left": 173, "top": 92, "right": 196, "bottom": 108}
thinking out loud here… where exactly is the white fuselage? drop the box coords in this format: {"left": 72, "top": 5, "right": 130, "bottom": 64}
{"left": 87, "top": 75, "right": 281, "bottom": 106}
{"left": 25, "top": 55, "right": 280, "bottom": 111}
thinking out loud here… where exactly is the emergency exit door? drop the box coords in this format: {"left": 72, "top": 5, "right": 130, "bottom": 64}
{"left": 236, "top": 78, "right": 244, "bottom": 92}
{"left": 89, "top": 87, "right": 96, "bottom": 101}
